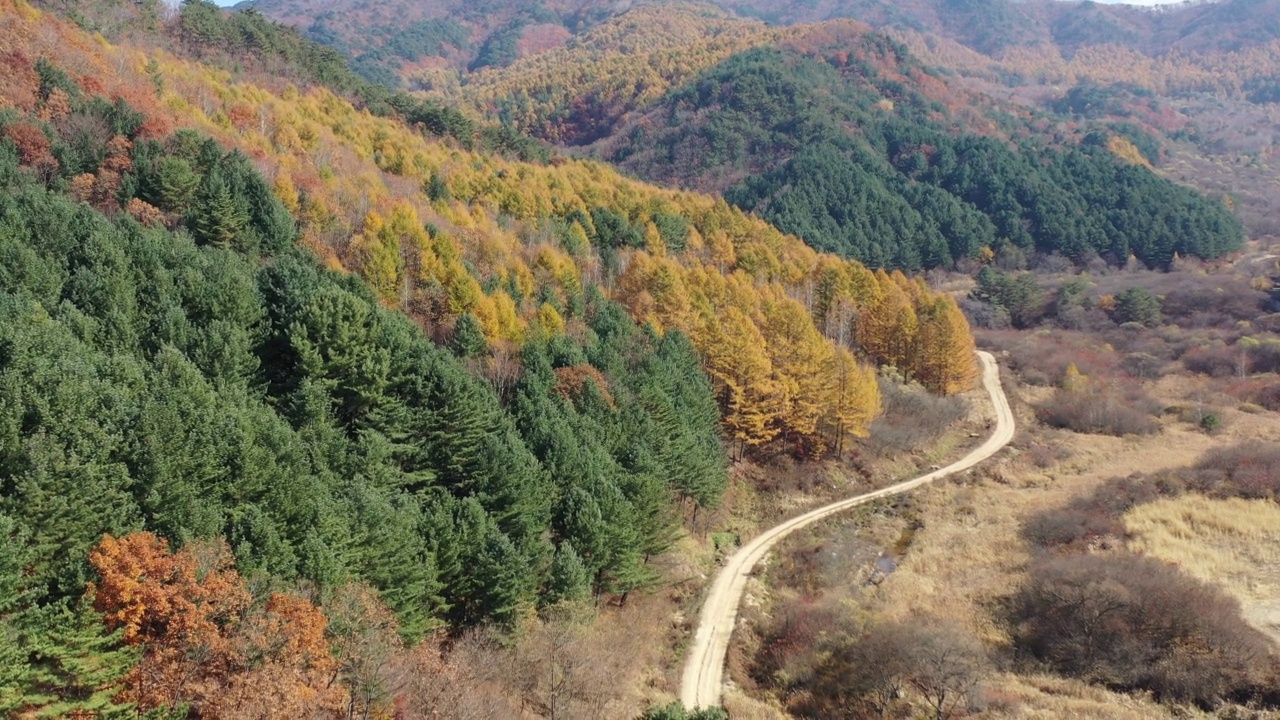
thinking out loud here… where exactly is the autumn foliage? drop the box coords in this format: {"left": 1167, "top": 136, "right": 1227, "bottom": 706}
{"left": 88, "top": 533, "right": 345, "bottom": 716}
{"left": 0, "top": 0, "right": 978, "bottom": 459}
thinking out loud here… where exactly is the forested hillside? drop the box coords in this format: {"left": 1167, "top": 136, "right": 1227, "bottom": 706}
{"left": 372, "top": 7, "right": 1244, "bottom": 271}
{"left": 601, "top": 27, "right": 1242, "bottom": 270}
{"left": 430, "top": 4, "right": 778, "bottom": 145}
{"left": 0, "top": 2, "right": 978, "bottom": 714}
{"left": 0, "top": 52, "right": 729, "bottom": 715}
{"left": 244, "top": 0, "right": 1280, "bottom": 89}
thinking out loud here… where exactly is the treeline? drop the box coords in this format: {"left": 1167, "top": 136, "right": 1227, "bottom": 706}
{"left": 0, "top": 74, "right": 727, "bottom": 713}
{"left": 614, "top": 41, "right": 1242, "bottom": 270}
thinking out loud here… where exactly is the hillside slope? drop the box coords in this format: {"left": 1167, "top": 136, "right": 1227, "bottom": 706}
{"left": 244, "top": 0, "right": 1280, "bottom": 86}
{"left": 0, "top": 5, "right": 991, "bottom": 713}
{"left": 595, "top": 26, "right": 1242, "bottom": 270}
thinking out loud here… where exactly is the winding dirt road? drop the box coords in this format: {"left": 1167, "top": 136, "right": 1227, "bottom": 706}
{"left": 680, "top": 351, "right": 1015, "bottom": 710}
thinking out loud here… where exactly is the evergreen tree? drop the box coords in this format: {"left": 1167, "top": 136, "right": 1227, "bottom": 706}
{"left": 544, "top": 542, "right": 591, "bottom": 606}
{"left": 12, "top": 600, "right": 137, "bottom": 718}
{"left": 189, "top": 165, "right": 248, "bottom": 249}
{"left": 449, "top": 312, "right": 488, "bottom": 358}
{"left": 1113, "top": 286, "right": 1161, "bottom": 327}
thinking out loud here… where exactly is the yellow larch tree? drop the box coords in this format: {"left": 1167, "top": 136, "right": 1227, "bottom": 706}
{"left": 350, "top": 209, "right": 404, "bottom": 304}
{"left": 760, "top": 291, "right": 833, "bottom": 453}
{"left": 703, "top": 307, "right": 783, "bottom": 456}
{"left": 857, "top": 270, "right": 919, "bottom": 370}
{"left": 911, "top": 295, "right": 979, "bottom": 395}
{"left": 823, "top": 347, "right": 881, "bottom": 456}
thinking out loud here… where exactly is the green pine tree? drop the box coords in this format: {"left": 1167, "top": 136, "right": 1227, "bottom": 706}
{"left": 449, "top": 313, "right": 488, "bottom": 358}
{"left": 544, "top": 542, "right": 591, "bottom": 606}
{"left": 16, "top": 600, "right": 137, "bottom": 718}
{"left": 189, "top": 166, "right": 248, "bottom": 248}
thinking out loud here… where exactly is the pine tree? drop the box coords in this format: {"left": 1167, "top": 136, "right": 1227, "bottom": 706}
{"left": 544, "top": 542, "right": 591, "bottom": 606}
{"left": 14, "top": 600, "right": 138, "bottom": 718}
{"left": 0, "top": 514, "right": 33, "bottom": 716}
{"left": 189, "top": 165, "right": 249, "bottom": 248}
{"left": 153, "top": 155, "right": 199, "bottom": 212}
{"left": 449, "top": 313, "right": 488, "bottom": 357}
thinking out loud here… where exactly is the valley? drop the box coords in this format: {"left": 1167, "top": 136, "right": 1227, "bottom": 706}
{"left": 2, "top": 0, "right": 1279, "bottom": 718}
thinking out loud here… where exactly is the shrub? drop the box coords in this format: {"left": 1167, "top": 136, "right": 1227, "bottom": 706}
{"left": 1118, "top": 352, "right": 1164, "bottom": 379}
{"left": 863, "top": 378, "right": 967, "bottom": 457}
{"left": 801, "top": 618, "right": 988, "bottom": 720}
{"left": 1036, "top": 386, "right": 1159, "bottom": 436}
{"left": 638, "top": 704, "right": 727, "bottom": 720}
{"left": 1192, "top": 442, "right": 1280, "bottom": 500}
{"left": 1021, "top": 474, "right": 1160, "bottom": 549}
{"left": 1255, "top": 382, "right": 1280, "bottom": 411}
{"left": 1011, "top": 553, "right": 1273, "bottom": 706}
{"left": 1182, "top": 342, "right": 1246, "bottom": 377}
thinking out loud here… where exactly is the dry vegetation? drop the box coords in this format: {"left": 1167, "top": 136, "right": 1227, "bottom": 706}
{"left": 1127, "top": 496, "right": 1280, "bottom": 646}
{"left": 730, "top": 256, "right": 1280, "bottom": 719}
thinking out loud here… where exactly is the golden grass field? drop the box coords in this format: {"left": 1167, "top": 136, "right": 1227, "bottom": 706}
{"left": 1127, "top": 495, "right": 1280, "bottom": 645}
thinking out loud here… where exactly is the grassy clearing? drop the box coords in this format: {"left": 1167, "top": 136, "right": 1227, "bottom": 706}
{"left": 1126, "top": 495, "right": 1280, "bottom": 644}
{"left": 732, "top": 342, "right": 1280, "bottom": 718}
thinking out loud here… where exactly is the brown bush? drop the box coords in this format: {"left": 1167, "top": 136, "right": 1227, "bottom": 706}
{"left": 1035, "top": 385, "right": 1160, "bottom": 437}
{"left": 1021, "top": 475, "right": 1163, "bottom": 550}
{"left": 979, "top": 329, "right": 1120, "bottom": 387}
{"left": 752, "top": 599, "right": 846, "bottom": 692}
{"left": 1182, "top": 342, "right": 1247, "bottom": 377}
{"left": 1253, "top": 381, "right": 1280, "bottom": 411}
{"left": 1011, "top": 553, "right": 1274, "bottom": 707}
{"left": 1192, "top": 441, "right": 1280, "bottom": 501}
{"left": 799, "top": 618, "right": 988, "bottom": 720}
{"left": 862, "top": 378, "right": 967, "bottom": 457}
{"left": 1159, "top": 277, "right": 1267, "bottom": 328}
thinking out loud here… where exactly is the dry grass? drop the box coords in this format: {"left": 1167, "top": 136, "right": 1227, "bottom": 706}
{"left": 990, "top": 673, "right": 1206, "bottom": 720}
{"left": 722, "top": 688, "right": 789, "bottom": 720}
{"left": 1126, "top": 495, "right": 1280, "bottom": 644}
{"left": 870, "top": 417, "right": 1223, "bottom": 634}
{"left": 731, "top": 349, "right": 1280, "bottom": 717}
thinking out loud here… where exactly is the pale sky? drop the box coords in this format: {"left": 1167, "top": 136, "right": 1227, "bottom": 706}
{"left": 205, "top": 0, "right": 1201, "bottom": 6}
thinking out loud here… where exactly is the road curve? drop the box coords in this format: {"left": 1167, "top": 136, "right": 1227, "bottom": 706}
{"left": 680, "top": 351, "right": 1015, "bottom": 710}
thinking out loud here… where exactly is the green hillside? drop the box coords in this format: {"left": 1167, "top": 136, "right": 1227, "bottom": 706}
{"left": 608, "top": 39, "right": 1242, "bottom": 270}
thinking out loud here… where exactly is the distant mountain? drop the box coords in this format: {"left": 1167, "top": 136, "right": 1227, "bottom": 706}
{"left": 713, "top": 0, "right": 1280, "bottom": 57}
{"left": 244, "top": 0, "right": 1280, "bottom": 87}
{"left": 241, "top": 0, "right": 633, "bottom": 84}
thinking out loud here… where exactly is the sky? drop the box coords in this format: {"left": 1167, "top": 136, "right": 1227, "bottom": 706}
{"left": 204, "top": 0, "right": 1204, "bottom": 5}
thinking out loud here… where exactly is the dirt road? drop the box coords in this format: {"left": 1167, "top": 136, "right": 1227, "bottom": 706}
{"left": 679, "top": 351, "right": 1016, "bottom": 710}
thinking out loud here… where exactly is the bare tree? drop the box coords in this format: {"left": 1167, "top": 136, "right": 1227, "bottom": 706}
{"left": 808, "top": 617, "right": 987, "bottom": 720}
{"left": 903, "top": 621, "right": 988, "bottom": 720}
